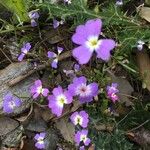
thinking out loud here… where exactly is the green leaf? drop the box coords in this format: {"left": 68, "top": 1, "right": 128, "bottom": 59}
{"left": 0, "top": 0, "right": 29, "bottom": 23}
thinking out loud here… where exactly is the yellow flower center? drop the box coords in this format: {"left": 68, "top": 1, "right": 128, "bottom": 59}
{"left": 86, "top": 36, "right": 101, "bottom": 51}
{"left": 60, "top": 98, "right": 65, "bottom": 105}
{"left": 57, "top": 94, "right": 67, "bottom": 107}
{"left": 90, "top": 39, "right": 98, "bottom": 47}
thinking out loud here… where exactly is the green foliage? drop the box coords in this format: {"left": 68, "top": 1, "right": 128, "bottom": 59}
{"left": 0, "top": 0, "right": 29, "bottom": 23}
{"left": 90, "top": 130, "right": 133, "bottom": 150}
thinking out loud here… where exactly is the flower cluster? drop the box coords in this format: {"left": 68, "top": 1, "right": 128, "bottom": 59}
{"left": 47, "top": 46, "right": 64, "bottom": 68}
{"left": 28, "top": 11, "right": 39, "bottom": 27}
{"left": 34, "top": 132, "right": 46, "bottom": 149}
{"left": 3, "top": 92, "right": 22, "bottom": 114}
{"left": 10, "top": 18, "right": 118, "bottom": 150}
{"left": 70, "top": 111, "right": 90, "bottom": 149}
{"left": 18, "top": 42, "right": 31, "bottom": 61}
{"left": 106, "top": 83, "right": 119, "bottom": 103}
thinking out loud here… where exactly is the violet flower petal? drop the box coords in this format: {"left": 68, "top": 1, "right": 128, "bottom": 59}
{"left": 42, "top": 88, "right": 49, "bottom": 97}
{"left": 51, "top": 59, "right": 58, "bottom": 68}
{"left": 96, "top": 39, "right": 116, "bottom": 61}
{"left": 73, "top": 46, "right": 93, "bottom": 64}
{"left": 18, "top": 53, "right": 25, "bottom": 61}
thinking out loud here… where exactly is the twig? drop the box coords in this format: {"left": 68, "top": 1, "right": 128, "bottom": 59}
{"left": 127, "top": 119, "right": 150, "bottom": 132}
{"left": 8, "top": 51, "right": 72, "bottom": 86}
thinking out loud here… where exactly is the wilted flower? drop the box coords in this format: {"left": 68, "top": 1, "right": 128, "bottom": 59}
{"left": 3, "top": 92, "right": 22, "bottom": 113}
{"left": 137, "top": 40, "right": 145, "bottom": 51}
{"left": 116, "top": 0, "right": 123, "bottom": 6}
{"left": 30, "top": 80, "right": 49, "bottom": 99}
{"left": 68, "top": 76, "right": 98, "bottom": 103}
{"left": 75, "top": 130, "right": 91, "bottom": 146}
{"left": 70, "top": 111, "right": 89, "bottom": 128}
{"left": 63, "top": 63, "right": 80, "bottom": 77}
{"left": 47, "top": 47, "right": 64, "bottom": 68}
{"left": 48, "top": 86, "right": 73, "bottom": 117}
{"left": 106, "top": 83, "right": 119, "bottom": 103}
{"left": 29, "top": 11, "right": 39, "bottom": 27}
{"left": 53, "top": 19, "right": 64, "bottom": 29}
{"left": 72, "top": 19, "right": 116, "bottom": 64}
{"left": 34, "top": 132, "right": 46, "bottom": 149}
{"left": 18, "top": 42, "right": 31, "bottom": 61}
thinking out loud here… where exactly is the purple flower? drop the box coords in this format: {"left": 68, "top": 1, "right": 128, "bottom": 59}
{"left": 106, "top": 83, "right": 119, "bottom": 94}
{"left": 18, "top": 42, "right": 31, "bottom": 61}
{"left": 3, "top": 92, "right": 22, "bottom": 114}
{"left": 74, "top": 63, "right": 80, "bottom": 72}
{"left": 79, "top": 146, "right": 85, "bottom": 150}
{"left": 48, "top": 86, "right": 73, "bottom": 117}
{"left": 137, "top": 40, "right": 145, "bottom": 51}
{"left": 47, "top": 46, "right": 64, "bottom": 68}
{"left": 64, "top": 0, "right": 72, "bottom": 4}
{"left": 116, "top": 0, "right": 123, "bottom": 6}
{"left": 106, "top": 83, "right": 119, "bottom": 103}
{"left": 70, "top": 111, "right": 89, "bottom": 128}
{"left": 53, "top": 19, "right": 64, "bottom": 29}
{"left": 30, "top": 80, "right": 49, "bottom": 99}
{"left": 29, "top": 11, "right": 39, "bottom": 27}
{"left": 75, "top": 130, "right": 91, "bottom": 146}
{"left": 72, "top": 19, "right": 116, "bottom": 64}
{"left": 108, "top": 93, "right": 119, "bottom": 103}
{"left": 34, "top": 132, "right": 46, "bottom": 149}
{"left": 68, "top": 76, "right": 98, "bottom": 103}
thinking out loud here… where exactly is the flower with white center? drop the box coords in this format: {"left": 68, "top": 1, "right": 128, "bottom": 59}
{"left": 106, "top": 83, "right": 119, "bottom": 103}
{"left": 53, "top": 19, "right": 64, "bottom": 29}
{"left": 68, "top": 76, "right": 98, "bottom": 103}
{"left": 30, "top": 80, "right": 49, "bottom": 99}
{"left": 72, "top": 19, "right": 116, "bottom": 64}
{"left": 3, "top": 92, "right": 22, "bottom": 114}
{"left": 116, "top": 0, "right": 123, "bottom": 6}
{"left": 137, "top": 40, "right": 145, "bottom": 51}
{"left": 70, "top": 111, "right": 89, "bottom": 128}
{"left": 64, "top": 0, "right": 72, "bottom": 4}
{"left": 18, "top": 42, "right": 31, "bottom": 61}
{"left": 48, "top": 86, "right": 73, "bottom": 117}
{"left": 47, "top": 46, "right": 64, "bottom": 69}
{"left": 75, "top": 130, "right": 91, "bottom": 146}
{"left": 34, "top": 132, "right": 46, "bottom": 149}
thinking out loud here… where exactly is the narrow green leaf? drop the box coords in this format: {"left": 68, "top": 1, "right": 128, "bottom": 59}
{"left": 0, "top": 0, "right": 29, "bottom": 22}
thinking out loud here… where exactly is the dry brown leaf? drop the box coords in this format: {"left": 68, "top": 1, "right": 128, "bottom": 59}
{"left": 139, "top": 7, "right": 150, "bottom": 22}
{"left": 136, "top": 51, "right": 150, "bottom": 91}
{"left": 55, "top": 116, "right": 75, "bottom": 143}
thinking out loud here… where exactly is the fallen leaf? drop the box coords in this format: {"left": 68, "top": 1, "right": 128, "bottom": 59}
{"left": 139, "top": 7, "right": 150, "bottom": 22}
{"left": 55, "top": 116, "right": 75, "bottom": 143}
{"left": 127, "top": 128, "right": 150, "bottom": 148}
{"left": 136, "top": 51, "right": 150, "bottom": 92}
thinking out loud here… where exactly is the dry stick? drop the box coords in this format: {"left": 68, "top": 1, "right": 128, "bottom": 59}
{"left": 8, "top": 51, "right": 72, "bottom": 86}
{"left": 127, "top": 119, "right": 150, "bottom": 132}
